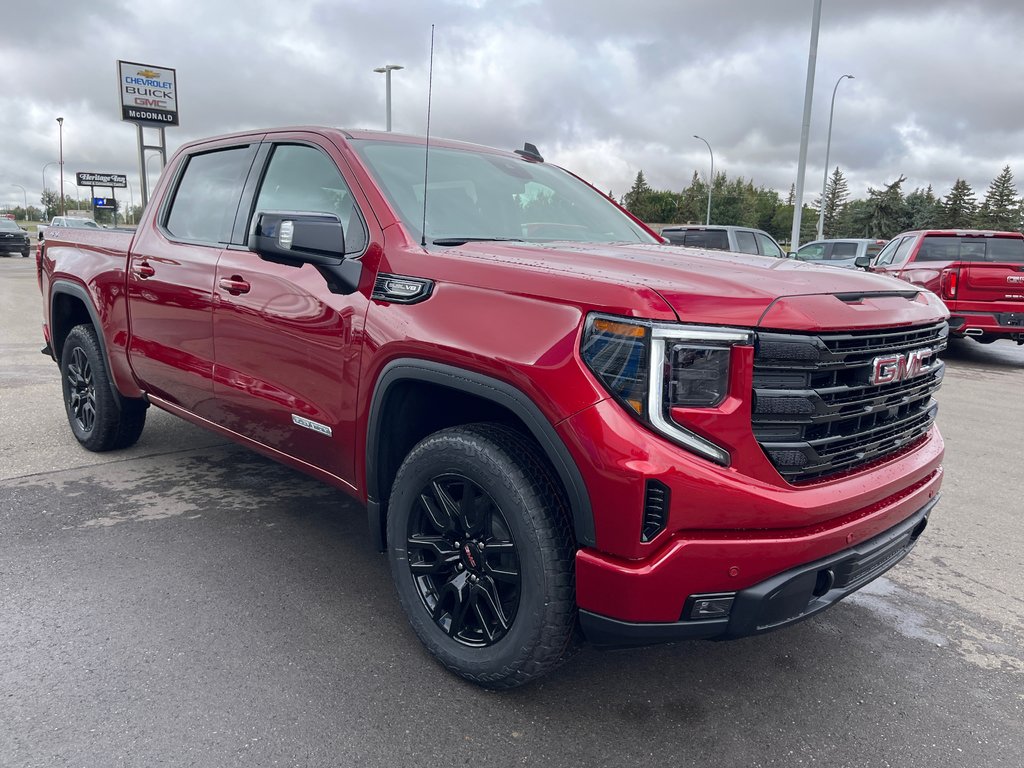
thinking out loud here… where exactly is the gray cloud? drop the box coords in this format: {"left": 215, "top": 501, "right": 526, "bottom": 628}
{"left": 2, "top": 0, "right": 1023, "bottom": 213}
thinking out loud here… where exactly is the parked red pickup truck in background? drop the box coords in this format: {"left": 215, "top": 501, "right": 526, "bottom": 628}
{"left": 37, "top": 127, "right": 947, "bottom": 687}
{"left": 869, "top": 229, "right": 1024, "bottom": 345}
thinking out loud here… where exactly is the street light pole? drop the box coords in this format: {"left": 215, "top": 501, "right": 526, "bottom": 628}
{"left": 693, "top": 135, "right": 714, "bottom": 225}
{"left": 11, "top": 184, "right": 27, "bottom": 220}
{"left": 42, "top": 162, "right": 58, "bottom": 194}
{"left": 817, "top": 74, "right": 854, "bottom": 241}
{"left": 790, "top": 0, "right": 822, "bottom": 252}
{"left": 373, "top": 64, "right": 404, "bottom": 131}
{"left": 56, "top": 117, "right": 65, "bottom": 216}
{"left": 62, "top": 179, "right": 80, "bottom": 213}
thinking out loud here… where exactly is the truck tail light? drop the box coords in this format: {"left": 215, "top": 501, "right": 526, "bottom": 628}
{"left": 940, "top": 268, "right": 958, "bottom": 299}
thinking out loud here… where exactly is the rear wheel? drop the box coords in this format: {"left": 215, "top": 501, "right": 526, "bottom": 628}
{"left": 60, "top": 324, "right": 147, "bottom": 451}
{"left": 387, "top": 424, "right": 577, "bottom": 688}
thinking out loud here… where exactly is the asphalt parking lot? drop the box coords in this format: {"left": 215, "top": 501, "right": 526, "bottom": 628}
{"left": 1, "top": 255, "right": 1022, "bottom": 767}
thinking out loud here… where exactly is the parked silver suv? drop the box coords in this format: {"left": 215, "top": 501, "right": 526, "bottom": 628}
{"left": 660, "top": 225, "right": 785, "bottom": 258}
{"left": 795, "top": 238, "right": 888, "bottom": 269}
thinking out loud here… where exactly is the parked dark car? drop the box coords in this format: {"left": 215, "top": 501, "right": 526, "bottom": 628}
{"left": 0, "top": 218, "right": 31, "bottom": 257}
{"left": 660, "top": 225, "right": 785, "bottom": 258}
{"left": 795, "top": 238, "right": 889, "bottom": 269}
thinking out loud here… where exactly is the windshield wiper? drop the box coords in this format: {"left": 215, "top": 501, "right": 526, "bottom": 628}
{"left": 430, "top": 237, "right": 524, "bottom": 246}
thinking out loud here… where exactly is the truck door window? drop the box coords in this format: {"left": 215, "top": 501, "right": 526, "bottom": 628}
{"left": 873, "top": 237, "right": 903, "bottom": 266}
{"left": 683, "top": 230, "right": 729, "bottom": 250}
{"left": 735, "top": 230, "right": 758, "bottom": 254}
{"left": 893, "top": 236, "right": 917, "bottom": 265}
{"left": 796, "top": 243, "right": 826, "bottom": 261}
{"left": 831, "top": 242, "right": 858, "bottom": 259}
{"left": 253, "top": 144, "right": 367, "bottom": 254}
{"left": 756, "top": 233, "right": 783, "bottom": 258}
{"left": 165, "top": 146, "right": 256, "bottom": 245}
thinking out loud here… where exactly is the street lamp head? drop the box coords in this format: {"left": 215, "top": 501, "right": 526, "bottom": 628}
{"left": 56, "top": 117, "right": 63, "bottom": 125}
{"left": 374, "top": 64, "right": 404, "bottom": 73}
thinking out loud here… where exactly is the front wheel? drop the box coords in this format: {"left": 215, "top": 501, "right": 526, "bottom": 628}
{"left": 387, "top": 424, "right": 577, "bottom": 688}
{"left": 60, "top": 324, "right": 147, "bottom": 451}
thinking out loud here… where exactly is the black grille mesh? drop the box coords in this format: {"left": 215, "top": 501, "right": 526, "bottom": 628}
{"left": 752, "top": 322, "right": 947, "bottom": 483}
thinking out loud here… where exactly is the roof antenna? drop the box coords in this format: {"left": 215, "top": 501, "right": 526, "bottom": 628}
{"left": 515, "top": 142, "right": 544, "bottom": 162}
{"left": 420, "top": 24, "right": 435, "bottom": 248}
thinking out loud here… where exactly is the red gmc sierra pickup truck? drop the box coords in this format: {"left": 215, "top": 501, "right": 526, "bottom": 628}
{"left": 868, "top": 228, "right": 1024, "bottom": 345}
{"left": 38, "top": 127, "right": 947, "bottom": 688}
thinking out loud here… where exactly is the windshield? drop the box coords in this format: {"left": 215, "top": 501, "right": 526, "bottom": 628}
{"left": 0, "top": 220, "right": 21, "bottom": 231}
{"left": 353, "top": 141, "right": 657, "bottom": 246}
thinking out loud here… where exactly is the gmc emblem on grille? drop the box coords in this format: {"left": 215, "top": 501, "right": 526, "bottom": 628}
{"left": 870, "top": 348, "right": 934, "bottom": 386}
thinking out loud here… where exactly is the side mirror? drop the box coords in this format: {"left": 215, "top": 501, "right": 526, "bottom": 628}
{"left": 787, "top": 251, "right": 797, "bottom": 259}
{"left": 250, "top": 211, "right": 361, "bottom": 295}
{"left": 251, "top": 211, "right": 346, "bottom": 265}
{"left": 854, "top": 255, "right": 871, "bottom": 270}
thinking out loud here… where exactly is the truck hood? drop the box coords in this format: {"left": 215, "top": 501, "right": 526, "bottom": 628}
{"left": 433, "top": 241, "right": 949, "bottom": 331}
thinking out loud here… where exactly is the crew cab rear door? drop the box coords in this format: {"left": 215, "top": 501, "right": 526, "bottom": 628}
{"left": 210, "top": 135, "right": 376, "bottom": 486}
{"left": 127, "top": 141, "right": 259, "bottom": 414}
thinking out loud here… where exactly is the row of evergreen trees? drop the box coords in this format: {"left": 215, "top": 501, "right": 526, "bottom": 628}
{"left": 620, "top": 165, "right": 1023, "bottom": 244}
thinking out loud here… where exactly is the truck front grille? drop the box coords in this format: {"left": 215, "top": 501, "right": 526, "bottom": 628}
{"left": 752, "top": 322, "right": 947, "bottom": 483}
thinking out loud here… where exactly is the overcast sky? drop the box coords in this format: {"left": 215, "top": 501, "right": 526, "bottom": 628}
{"left": 3, "top": 0, "right": 1023, "bottom": 214}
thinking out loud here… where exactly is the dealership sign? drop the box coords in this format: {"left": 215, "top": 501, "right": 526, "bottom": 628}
{"left": 117, "top": 60, "right": 179, "bottom": 126}
{"left": 77, "top": 172, "right": 127, "bottom": 188}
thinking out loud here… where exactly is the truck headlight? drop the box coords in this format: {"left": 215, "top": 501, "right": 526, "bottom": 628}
{"left": 582, "top": 314, "right": 753, "bottom": 465}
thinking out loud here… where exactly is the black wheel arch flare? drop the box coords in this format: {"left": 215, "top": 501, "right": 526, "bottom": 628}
{"left": 49, "top": 280, "right": 126, "bottom": 409}
{"left": 365, "top": 359, "right": 595, "bottom": 551}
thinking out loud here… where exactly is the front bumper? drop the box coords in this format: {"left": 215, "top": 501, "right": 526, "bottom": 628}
{"left": 581, "top": 495, "right": 935, "bottom": 647}
{"left": 0, "top": 240, "right": 29, "bottom": 253}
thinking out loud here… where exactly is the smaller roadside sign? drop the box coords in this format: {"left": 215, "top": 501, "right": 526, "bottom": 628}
{"left": 117, "top": 60, "right": 179, "bottom": 126}
{"left": 93, "top": 197, "right": 117, "bottom": 210}
{"left": 78, "top": 172, "right": 127, "bottom": 188}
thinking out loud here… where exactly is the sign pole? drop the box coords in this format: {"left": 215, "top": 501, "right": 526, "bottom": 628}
{"left": 137, "top": 124, "right": 149, "bottom": 208}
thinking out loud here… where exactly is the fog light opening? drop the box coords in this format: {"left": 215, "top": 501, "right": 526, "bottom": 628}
{"left": 686, "top": 593, "right": 736, "bottom": 621}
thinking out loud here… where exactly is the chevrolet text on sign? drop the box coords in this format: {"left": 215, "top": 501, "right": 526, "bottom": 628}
{"left": 117, "top": 60, "right": 179, "bottom": 126}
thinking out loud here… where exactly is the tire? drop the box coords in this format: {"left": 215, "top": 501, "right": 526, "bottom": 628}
{"left": 387, "top": 423, "right": 577, "bottom": 689}
{"left": 22, "top": 248, "right": 30, "bottom": 258}
{"left": 60, "top": 324, "right": 147, "bottom": 451}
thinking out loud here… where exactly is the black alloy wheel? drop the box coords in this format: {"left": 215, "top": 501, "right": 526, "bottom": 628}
{"left": 65, "top": 345, "right": 98, "bottom": 435}
{"left": 59, "top": 324, "right": 147, "bottom": 452}
{"left": 406, "top": 473, "right": 521, "bottom": 647}
{"left": 387, "top": 423, "right": 577, "bottom": 688}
